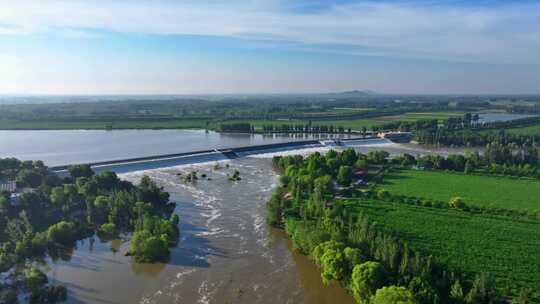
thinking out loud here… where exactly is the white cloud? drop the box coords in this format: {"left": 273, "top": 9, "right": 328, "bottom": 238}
{"left": 0, "top": 0, "right": 539, "bottom": 63}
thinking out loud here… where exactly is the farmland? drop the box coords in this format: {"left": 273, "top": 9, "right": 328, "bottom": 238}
{"left": 271, "top": 148, "right": 540, "bottom": 303}
{"left": 0, "top": 110, "right": 465, "bottom": 131}
{"left": 236, "top": 111, "right": 467, "bottom": 131}
{"left": 504, "top": 124, "right": 540, "bottom": 135}
{"left": 343, "top": 199, "right": 540, "bottom": 297}
{"left": 395, "top": 111, "right": 465, "bottom": 121}
{"left": 380, "top": 169, "right": 540, "bottom": 211}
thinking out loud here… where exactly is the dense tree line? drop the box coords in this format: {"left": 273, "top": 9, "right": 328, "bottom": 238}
{"left": 261, "top": 123, "right": 352, "bottom": 134}
{"left": 0, "top": 160, "right": 178, "bottom": 303}
{"left": 410, "top": 114, "right": 540, "bottom": 147}
{"left": 414, "top": 127, "right": 540, "bottom": 146}
{"left": 219, "top": 123, "right": 254, "bottom": 133}
{"left": 218, "top": 122, "right": 355, "bottom": 134}
{"left": 392, "top": 143, "right": 540, "bottom": 179}
{"left": 267, "top": 149, "right": 529, "bottom": 304}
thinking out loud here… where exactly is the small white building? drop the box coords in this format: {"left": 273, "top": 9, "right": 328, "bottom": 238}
{"left": 0, "top": 180, "right": 16, "bottom": 192}
{"left": 0, "top": 180, "right": 22, "bottom": 206}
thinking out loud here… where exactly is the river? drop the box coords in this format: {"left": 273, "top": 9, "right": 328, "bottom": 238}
{"left": 1, "top": 129, "right": 472, "bottom": 304}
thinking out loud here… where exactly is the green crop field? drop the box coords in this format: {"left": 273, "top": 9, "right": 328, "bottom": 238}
{"left": 240, "top": 111, "right": 466, "bottom": 131}
{"left": 343, "top": 199, "right": 540, "bottom": 297}
{"left": 397, "top": 112, "right": 465, "bottom": 121}
{"left": 504, "top": 124, "right": 540, "bottom": 135}
{"left": 380, "top": 169, "right": 540, "bottom": 211}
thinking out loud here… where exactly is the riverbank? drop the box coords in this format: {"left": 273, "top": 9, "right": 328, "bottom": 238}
{"left": 40, "top": 158, "right": 356, "bottom": 304}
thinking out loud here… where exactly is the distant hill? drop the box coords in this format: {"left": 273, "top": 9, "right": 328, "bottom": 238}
{"left": 324, "top": 90, "right": 378, "bottom": 97}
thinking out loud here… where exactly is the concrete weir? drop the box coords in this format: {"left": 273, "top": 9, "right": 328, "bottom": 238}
{"left": 50, "top": 137, "right": 375, "bottom": 175}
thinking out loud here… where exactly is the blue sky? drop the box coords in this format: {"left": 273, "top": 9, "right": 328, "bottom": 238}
{"left": 0, "top": 0, "right": 539, "bottom": 94}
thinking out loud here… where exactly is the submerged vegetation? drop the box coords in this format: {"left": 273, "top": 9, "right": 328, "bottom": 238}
{"left": 267, "top": 148, "right": 539, "bottom": 303}
{"left": 0, "top": 158, "right": 178, "bottom": 302}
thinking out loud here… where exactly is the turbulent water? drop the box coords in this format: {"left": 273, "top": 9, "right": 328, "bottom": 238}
{"left": 37, "top": 139, "right": 477, "bottom": 304}
{"left": 43, "top": 157, "right": 355, "bottom": 304}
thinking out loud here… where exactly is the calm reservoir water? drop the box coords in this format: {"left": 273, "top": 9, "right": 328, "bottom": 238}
{"left": 0, "top": 129, "right": 477, "bottom": 304}
{"left": 477, "top": 112, "right": 533, "bottom": 123}
{"left": 0, "top": 129, "right": 351, "bottom": 167}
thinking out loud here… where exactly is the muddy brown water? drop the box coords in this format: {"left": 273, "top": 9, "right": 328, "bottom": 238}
{"left": 36, "top": 139, "right": 475, "bottom": 304}
{"left": 42, "top": 158, "right": 355, "bottom": 304}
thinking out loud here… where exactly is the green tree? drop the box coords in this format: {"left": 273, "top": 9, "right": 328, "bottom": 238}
{"left": 350, "top": 261, "right": 386, "bottom": 303}
{"left": 0, "top": 196, "right": 9, "bottom": 214}
{"left": 355, "top": 159, "right": 367, "bottom": 170}
{"left": 408, "top": 277, "right": 436, "bottom": 303}
{"left": 314, "top": 175, "right": 333, "bottom": 196}
{"left": 129, "top": 231, "right": 169, "bottom": 262}
{"left": 319, "top": 248, "right": 346, "bottom": 284}
{"left": 68, "top": 164, "right": 94, "bottom": 180}
{"left": 93, "top": 196, "right": 110, "bottom": 225}
{"left": 49, "top": 187, "right": 66, "bottom": 208}
{"left": 99, "top": 223, "right": 116, "bottom": 235}
{"left": 343, "top": 247, "right": 364, "bottom": 270}
{"left": 46, "top": 221, "right": 77, "bottom": 245}
{"left": 16, "top": 169, "right": 43, "bottom": 188}
{"left": 337, "top": 165, "right": 353, "bottom": 187}
{"left": 450, "top": 279, "right": 465, "bottom": 303}
{"left": 138, "top": 175, "right": 169, "bottom": 208}
{"left": 371, "top": 285, "right": 415, "bottom": 304}
{"left": 25, "top": 267, "right": 48, "bottom": 291}
{"left": 341, "top": 148, "right": 358, "bottom": 166}
{"left": 465, "top": 273, "right": 498, "bottom": 304}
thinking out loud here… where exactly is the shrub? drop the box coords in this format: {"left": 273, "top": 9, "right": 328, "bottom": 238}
{"left": 100, "top": 223, "right": 116, "bottom": 235}
{"left": 449, "top": 197, "right": 467, "bottom": 210}
{"left": 377, "top": 189, "right": 390, "bottom": 201}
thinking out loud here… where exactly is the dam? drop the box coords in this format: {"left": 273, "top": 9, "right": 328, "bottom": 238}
{"left": 49, "top": 137, "right": 379, "bottom": 174}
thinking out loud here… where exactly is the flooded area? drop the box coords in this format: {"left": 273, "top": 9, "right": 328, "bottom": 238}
{"left": 43, "top": 158, "right": 355, "bottom": 304}
{"left": 3, "top": 131, "right": 479, "bottom": 304}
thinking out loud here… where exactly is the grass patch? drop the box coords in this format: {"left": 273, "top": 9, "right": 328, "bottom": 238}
{"left": 380, "top": 169, "right": 540, "bottom": 211}
{"left": 343, "top": 199, "right": 540, "bottom": 297}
